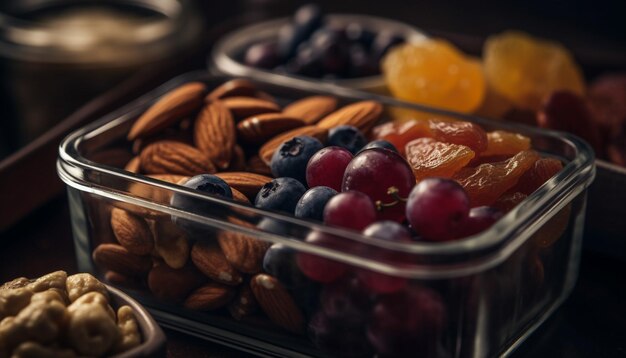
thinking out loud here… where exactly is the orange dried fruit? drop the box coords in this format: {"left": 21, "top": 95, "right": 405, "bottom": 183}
{"left": 493, "top": 192, "right": 528, "bottom": 213}
{"left": 453, "top": 150, "right": 540, "bottom": 207}
{"left": 382, "top": 40, "right": 486, "bottom": 113}
{"left": 405, "top": 137, "right": 475, "bottom": 181}
{"left": 513, "top": 157, "right": 563, "bottom": 195}
{"left": 429, "top": 120, "right": 488, "bottom": 153}
{"left": 481, "top": 131, "right": 531, "bottom": 157}
{"left": 372, "top": 119, "right": 431, "bottom": 155}
{"left": 483, "top": 31, "right": 585, "bottom": 111}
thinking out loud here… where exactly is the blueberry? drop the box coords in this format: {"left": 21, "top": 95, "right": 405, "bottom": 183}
{"left": 257, "top": 218, "right": 291, "bottom": 236}
{"left": 254, "top": 177, "right": 306, "bottom": 214}
{"left": 293, "top": 45, "right": 324, "bottom": 77}
{"left": 295, "top": 186, "right": 337, "bottom": 221}
{"left": 345, "top": 23, "right": 375, "bottom": 49}
{"left": 348, "top": 44, "right": 377, "bottom": 77}
{"left": 271, "top": 136, "right": 323, "bottom": 184}
{"left": 170, "top": 174, "right": 232, "bottom": 234}
{"left": 327, "top": 126, "right": 366, "bottom": 154}
{"left": 371, "top": 31, "right": 405, "bottom": 61}
{"left": 294, "top": 4, "right": 323, "bottom": 34}
{"left": 263, "top": 243, "right": 309, "bottom": 288}
{"left": 359, "top": 140, "right": 398, "bottom": 154}
{"left": 310, "top": 28, "right": 349, "bottom": 76}
{"left": 277, "top": 23, "right": 309, "bottom": 59}
{"left": 244, "top": 41, "right": 280, "bottom": 69}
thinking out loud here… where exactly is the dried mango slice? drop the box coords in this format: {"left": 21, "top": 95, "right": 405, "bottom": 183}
{"left": 406, "top": 138, "right": 475, "bottom": 181}
{"left": 453, "top": 150, "right": 540, "bottom": 207}
{"left": 481, "top": 131, "right": 531, "bottom": 157}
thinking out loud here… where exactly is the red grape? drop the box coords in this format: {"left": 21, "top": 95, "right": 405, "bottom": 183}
{"left": 297, "top": 230, "right": 349, "bottom": 283}
{"left": 406, "top": 178, "right": 469, "bottom": 241}
{"left": 323, "top": 191, "right": 377, "bottom": 231}
{"left": 458, "top": 206, "right": 503, "bottom": 238}
{"left": 306, "top": 146, "right": 353, "bottom": 191}
{"left": 342, "top": 148, "right": 416, "bottom": 222}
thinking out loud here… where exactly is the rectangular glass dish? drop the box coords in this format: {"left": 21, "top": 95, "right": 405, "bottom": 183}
{"left": 58, "top": 72, "right": 595, "bottom": 357}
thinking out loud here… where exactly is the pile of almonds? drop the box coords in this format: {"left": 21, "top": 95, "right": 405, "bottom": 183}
{"left": 91, "top": 79, "right": 384, "bottom": 333}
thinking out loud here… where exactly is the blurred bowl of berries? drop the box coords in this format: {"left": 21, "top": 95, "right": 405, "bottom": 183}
{"left": 211, "top": 4, "right": 426, "bottom": 92}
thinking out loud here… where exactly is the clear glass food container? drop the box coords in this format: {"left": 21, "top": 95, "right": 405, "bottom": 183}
{"left": 210, "top": 14, "right": 427, "bottom": 93}
{"left": 58, "top": 72, "right": 595, "bottom": 357}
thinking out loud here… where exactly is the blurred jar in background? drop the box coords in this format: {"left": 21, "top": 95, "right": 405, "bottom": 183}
{"left": 0, "top": 0, "right": 203, "bottom": 158}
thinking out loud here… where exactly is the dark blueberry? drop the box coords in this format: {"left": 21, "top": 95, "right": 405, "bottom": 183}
{"left": 293, "top": 4, "right": 323, "bottom": 34}
{"left": 271, "top": 135, "right": 323, "bottom": 184}
{"left": 371, "top": 31, "right": 405, "bottom": 62}
{"left": 254, "top": 177, "right": 306, "bottom": 214}
{"left": 277, "top": 23, "right": 309, "bottom": 59}
{"left": 244, "top": 41, "right": 281, "bottom": 69}
{"left": 170, "top": 175, "right": 232, "bottom": 234}
{"left": 348, "top": 44, "right": 378, "bottom": 78}
{"left": 363, "top": 220, "right": 412, "bottom": 242}
{"left": 359, "top": 139, "right": 399, "bottom": 154}
{"left": 345, "top": 23, "right": 376, "bottom": 49}
{"left": 310, "top": 28, "right": 349, "bottom": 75}
{"left": 295, "top": 186, "right": 338, "bottom": 221}
{"left": 327, "top": 125, "right": 367, "bottom": 154}
{"left": 293, "top": 46, "right": 324, "bottom": 77}
{"left": 263, "top": 243, "right": 309, "bottom": 288}
{"left": 256, "top": 218, "right": 291, "bottom": 236}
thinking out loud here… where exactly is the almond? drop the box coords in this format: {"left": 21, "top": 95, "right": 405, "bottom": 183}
{"left": 237, "top": 113, "right": 305, "bottom": 144}
{"left": 228, "top": 283, "right": 258, "bottom": 320}
{"left": 150, "top": 219, "right": 190, "bottom": 269}
{"left": 227, "top": 145, "right": 247, "bottom": 172}
{"left": 191, "top": 243, "right": 242, "bottom": 286}
{"left": 140, "top": 140, "right": 216, "bottom": 176}
{"left": 124, "top": 157, "right": 141, "bottom": 174}
{"left": 218, "top": 218, "right": 270, "bottom": 274}
{"left": 283, "top": 96, "right": 338, "bottom": 125}
{"left": 103, "top": 271, "right": 139, "bottom": 289}
{"left": 215, "top": 172, "right": 273, "bottom": 201}
{"left": 317, "top": 100, "right": 383, "bottom": 132}
{"left": 259, "top": 125, "right": 328, "bottom": 165}
{"left": 128, "top": 82, "right": 206, "bottom": 140}
{"left": 147, "top": 261, "right": 205, "bottom": 303}
{"left": 221, "top": 97, "right": 280, "bottom": 118}
{"left": 246, "top": 156, "right": 272, "bottom": 176}
{"left": 92, "top": 244, "right": 152, "bottom": 276}
{"left": 184, "top": 282, "right": 236, "bottom": 311}
{"left": 205, "top": 79, "right": 257, "bottom": 101}
{"left": 250, "top": 274, "right": 304, "bottom": 333}
{"left": 231, "top": 188, "right": 250, "bottom": 204}
{"left": 110, "top": 208, "right": 153, "bottom": 255}
{"left": 194, "top": 101, "right": 236, "bottom": 169}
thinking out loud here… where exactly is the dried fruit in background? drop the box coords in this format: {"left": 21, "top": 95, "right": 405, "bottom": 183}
{"left": 537, "top": 90, "right": 603, "bottom": 154}
{"left": 382, "top": 40, "right": 486, "bottom": 113}
{"left": 453, "top": 150, "right": 540, "bottom": 207}
{"left": 587, "top": 73, "right": 626, "bottom": 134}
{"left": 513, "top": 158, "right": 564, "bottom": 195}
{"left": 493, "top": 192, "right": 528, "bottom": 213}
{"left": 481, "top": 131, "right": 531, "bottom": 157}
{"left": 194, "top": 101, "right": 236, "bottom": 169}
{"left": 128, "top": 82, "right": 206, "bottom": 140}
{"left": 406, "top": 138, "right": 475, "bottom": 181}
{"left": 429, "top": 120, "right": 488, "bottom": 152}
{"left": 483, "top": 31, "right": 585, "bottom": 111}
{"left": 140, "top": 141, "right": 216, "bottom": 176}
{"left": 282, "top": 96, "right": 338, "bottom": 125}
{"left": 373, "top": 119, "right": 431, "bottom": 156}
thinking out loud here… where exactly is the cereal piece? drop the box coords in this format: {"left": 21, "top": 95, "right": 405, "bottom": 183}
{"left": 11, "top": 341, "right": 76, "bottom": 358}
{"left": 114, "top": 306, "right": 141, "bottom": 353}
{"left": 66, "top": 273, "right": 109, "bottom": 303}
{"left": 0, "top": 300, "right": 67, "bottom": 350}
{"left": 30, "top": 290, "right": 66, "bottom": 307}
{"left": 66, "top": 304, "right": 119, "bottom": 356}
{"left": 0, "top": 288, "right": 33, "bottom": 321}
{"left": 0, "top": 278, "right": 30, "bottom": 291}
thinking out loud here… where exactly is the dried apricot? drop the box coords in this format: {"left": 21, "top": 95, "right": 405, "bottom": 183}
{"left": 453, "top": 150, "right": 540, "bottom": 207}
{"left": 382, "top": 40, "right": 486, "bottom": 113}
{"left": 406, "top": 138, "right": 475, "bottom": 181}
{"left": 481, "top": 131, "right": 531, "bottom": 157}
{"left": 513, "top": 157, "right": 563, "bottom": 195}
{"left": 429, "top": 120, "right": 488, "bottom": 152}
{"left": 483, "top": 31, "right": 585, "bottom": 111}
{"left": 372, "top": 119, "right": 431, "bottom": 155}
{"left": 493, "top": 192, "right": 527, "bottom": 213}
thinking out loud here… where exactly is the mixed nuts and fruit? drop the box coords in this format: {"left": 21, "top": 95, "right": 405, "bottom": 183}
{"left": 86, "top": 78, "right": 569, "bottom": 357}
{"left": 0, "top": 271, "right": 141, "bottom": 358}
